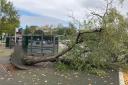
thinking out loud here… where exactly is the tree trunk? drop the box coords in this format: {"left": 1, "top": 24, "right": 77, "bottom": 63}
{"left": 23, "top": 44, "right": 76, "bottom": 65}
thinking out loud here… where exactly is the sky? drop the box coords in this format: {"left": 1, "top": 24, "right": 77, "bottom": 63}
{"left": 9, "top": 0, "right": 128, "bottom": 28}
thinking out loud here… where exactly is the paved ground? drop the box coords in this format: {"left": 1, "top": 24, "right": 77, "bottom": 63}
{"left": 0, "top": 45, "right": 120, "bottom": 85}
{"left": 0, "top": 57, "right": 10, "bottom": 64}
{"left": 0, "top": 46, "right": 13, "bottom": 58}
{"left": 0, "top": 67, "right": 119, "bottom": 85}
{"left": 0, "top": 46, "right": 13, "bottom": 64}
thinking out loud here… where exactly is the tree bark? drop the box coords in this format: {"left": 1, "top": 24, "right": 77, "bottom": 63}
{"left": 24, "top": 44, "right": 76, "bottom": 65}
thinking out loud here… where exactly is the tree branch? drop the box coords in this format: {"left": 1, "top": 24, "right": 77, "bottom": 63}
{"left": 91, "top": 12, "right": 103, "bottom": 19}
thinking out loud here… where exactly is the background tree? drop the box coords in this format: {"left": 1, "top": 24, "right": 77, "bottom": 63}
{"left": 24, "top": 25, "right": 38, "bottom": 34}
{"left": 0, "top": 0, "right": 20, "bottom": 35}
{"left": 54, "top": 24, "right": 67, "bottom": 35}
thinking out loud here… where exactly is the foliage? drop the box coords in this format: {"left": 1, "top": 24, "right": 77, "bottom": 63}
{"left": 56, "top": 1, "right": 128, "bottom": 75}
{"left": 55, "top": 61, "right": 70, "bottom": 71}
{"left": 54, "top": 23, "right": 76, "bottom": 38}
{"left": 24, "top": 25, "right": 37, "bottom": 34}
{"left": 0, "top": 0, "right": 20, "bottom": 35}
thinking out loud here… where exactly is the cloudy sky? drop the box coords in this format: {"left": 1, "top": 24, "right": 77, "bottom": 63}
{"left": 9, "top": 0, "right": 128, "bottom": 28}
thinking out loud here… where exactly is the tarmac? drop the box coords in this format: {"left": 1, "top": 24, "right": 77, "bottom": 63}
{"left": 0, "top": 45, "right": 120, "bottom": 85}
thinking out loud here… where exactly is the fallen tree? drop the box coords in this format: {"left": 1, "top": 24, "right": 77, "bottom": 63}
{"left": 10, "top": 0, "right": 128, "bottom": 72}
{"left": 10, "top": 29, "right": 102, "bottom": 69}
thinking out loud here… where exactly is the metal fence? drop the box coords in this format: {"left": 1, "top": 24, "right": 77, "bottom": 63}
{"left": 6, "top": 36, "right": 22, "bottom": 48}
{"left": 5, "top": 30, "right": 59, "bottom": 56}
{"left": 22, "top": 34, "right": 58, "bottom": 56}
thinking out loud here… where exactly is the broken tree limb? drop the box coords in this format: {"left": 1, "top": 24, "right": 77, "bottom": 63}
{"left": 24, "top": 44, "right": 76, "bottom": 65}
{"left": 23, "top": 29, "right": 103, "bottom": 65}
{"left": 11, "top": 28, "right": 103, "bottom": 67}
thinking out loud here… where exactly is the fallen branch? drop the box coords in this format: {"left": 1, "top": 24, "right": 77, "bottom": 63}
{"left": 23, "top": 29, "right": 103, "bottom": 65}
{"left": 10, "top": 28, "right": 103, "bottom": 68}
